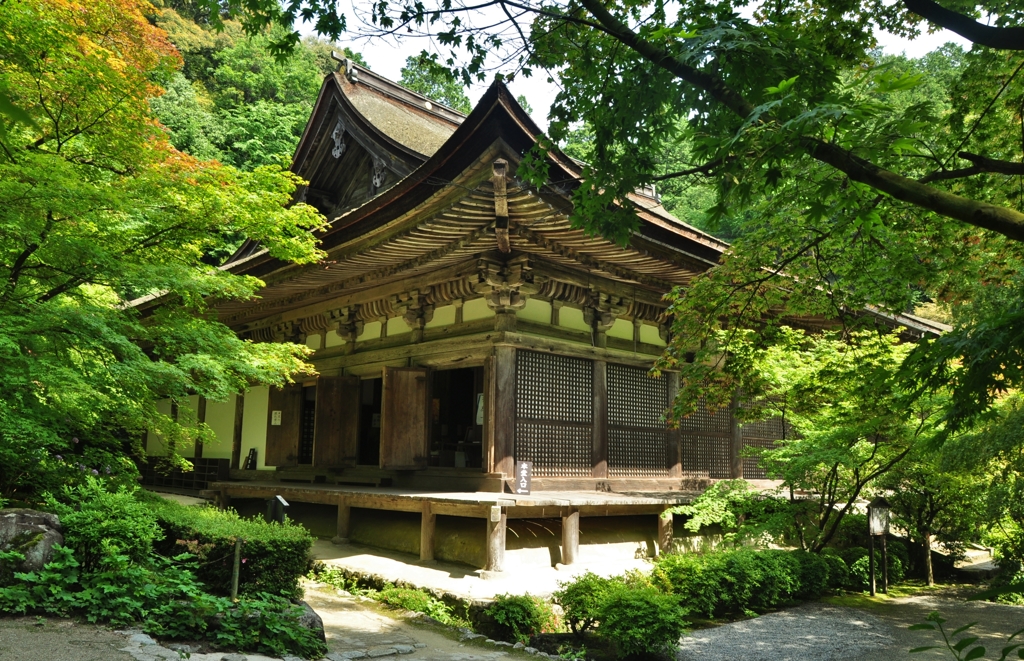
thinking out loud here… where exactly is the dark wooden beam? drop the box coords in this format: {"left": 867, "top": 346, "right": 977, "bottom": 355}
{"left": 492, "top": 346, "right": 516, "bottom": 477}
{"left": 592, "top": 360, "right": 608, "bottom": 479}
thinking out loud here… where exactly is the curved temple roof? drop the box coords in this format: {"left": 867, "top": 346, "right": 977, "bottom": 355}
{"left": 212, "top": 64, "right": 944, "bottom": 341}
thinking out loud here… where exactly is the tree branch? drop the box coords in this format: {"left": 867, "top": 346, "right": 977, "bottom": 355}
{"left": 957, "top": 151, "right": 1024, "bottom": 176}
{"left": 903, "top": 0, "right": 1024, "bottom": 51}
{"left": 651, "top": 158, "right": 723, "bottom": 181}
{"left": 575, "top": 0, "right": 1024, "bottom": 242}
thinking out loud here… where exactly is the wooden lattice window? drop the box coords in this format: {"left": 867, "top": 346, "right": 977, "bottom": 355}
{"left": 514, "top": 350, "right": 593, "bottom": 477}
{"left": 740, "top": 410, "right": 789, "bottom": 479}
{"left": 607, "top": 363, "right": 669, "bottom": 477}
{"left": 678, "top": 398, "right": 732, "bottom": 479}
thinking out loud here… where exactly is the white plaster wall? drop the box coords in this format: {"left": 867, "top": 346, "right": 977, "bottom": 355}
{"left": 146, "top": 398, "right": 173, "bottom": 457}
{"left": 305, "top": 334, "right": 321, "bottom": 351}
{"left": 640, "top": 324, "right": 666, "bottom": 347}
{"left": 179, "top": 394, "right": 200, "bottom": 458}
{"left": 202, "top": 397, "right": 236, "bottom": 459}
{"left": 386, "top": 316, "right": 410, "bottom": 337}
{"left": 462, "top": 297, "right": 495, "bottom": 322}
{"left": 325, "top": 330, "right": 345, "bottom": 348}
{"left": 559, "top": 306, "right": 590, "bottom": 332}
{"left": 607, "top": 318, "right": 634, "bottom": 340}
{"left": 240, "top": 386, "right": 270, "bottom": 470}
{"left": 425, "top": 304, "right": 456, "bottom": 329}
{"left": 358, "top": 321, "right": 382, "bottom": 342}
{"left": 516, "top": 299, "right": 551, "bottom": 324}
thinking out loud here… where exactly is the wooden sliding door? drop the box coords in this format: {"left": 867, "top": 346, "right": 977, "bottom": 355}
{"left": 379, "top": 366, "right": 429, "bottom": 469}
{"left": 313, "top": 376, "right": 360, "bottom": 467}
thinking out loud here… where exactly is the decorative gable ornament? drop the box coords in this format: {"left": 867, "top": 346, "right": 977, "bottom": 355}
{"left": 331, "top": 117, "right": 346, "bottom": 158}
{"left": 372, "top": 155, "right": 387, "bottom": 189}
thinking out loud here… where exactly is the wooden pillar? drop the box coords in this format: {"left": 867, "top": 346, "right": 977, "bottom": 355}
{"left": 333, "top": 498, "right": 350, "bottom": 544}
{"left": 561, "top": 508, "right": 580, "bottom": 566}
{"left": 592, "top": 361, "right": 608, "bottom": 479}
{"left": 420, "top": 501, "right": 436, "bottom": 562}
{"left": 492, "top": 346, "right": 516, "bottom": 477}
{"left": 485, "top": 506, "right": 506, "bottom": 572}
{"left": 730, "top": 395, "right": 744, "bottom": 479}
{"left": 195, "top": 396, "right": 207, "bottom": 459}
{"left": 231, "top": 393, "right": 245, "bottom": 470}
{"left": 667, "top": 373, "right": 682, "bottom": 477}
{"left": 658, "top": 510, "right": 674, "bottom": 556}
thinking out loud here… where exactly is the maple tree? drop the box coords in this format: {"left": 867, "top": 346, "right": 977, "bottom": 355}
{"left": 0, "top": 0, "right": 325, "bottom": 499}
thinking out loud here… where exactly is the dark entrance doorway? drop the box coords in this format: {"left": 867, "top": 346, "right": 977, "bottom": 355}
{"left": 358, "top": 377, "right": 382, "bottom": 465}
{"left": 429, "top": 367, "right": 484, "bottom": 468}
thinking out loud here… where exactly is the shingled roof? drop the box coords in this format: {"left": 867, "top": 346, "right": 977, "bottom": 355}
{"left": 210, "top": 65, "right": 946, "bottom": 343}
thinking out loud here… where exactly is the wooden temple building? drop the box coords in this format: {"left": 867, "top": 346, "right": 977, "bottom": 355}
{"left": 142, "top": 60, "right": 947, "bottom": 572}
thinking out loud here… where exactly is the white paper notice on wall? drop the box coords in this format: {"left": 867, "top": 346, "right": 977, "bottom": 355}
{"left": 475, "top": 393, "right": 484, "bottom": 425}
{"left": 271, "top": 410, "right": 282, "bottom": 426}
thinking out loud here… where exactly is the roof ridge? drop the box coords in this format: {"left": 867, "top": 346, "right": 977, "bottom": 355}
{"left": 335, "top": 57, "right": 465, "bottom": 126}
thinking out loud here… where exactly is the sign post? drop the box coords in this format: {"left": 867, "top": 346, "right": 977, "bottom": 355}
{"left": 515, "top": 461, "right": 532, "bottom": 495}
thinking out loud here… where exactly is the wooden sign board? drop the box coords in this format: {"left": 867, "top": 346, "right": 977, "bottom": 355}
{"left": 513, "top": 461, "right": 532, "bottom": 495}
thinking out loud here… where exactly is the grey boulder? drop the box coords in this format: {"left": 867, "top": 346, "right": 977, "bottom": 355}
{"left": 0, "top": 509, "right": 64, "bottom": 571}
{"left": 297, "top": 601, "right": 327, "bottom": 644}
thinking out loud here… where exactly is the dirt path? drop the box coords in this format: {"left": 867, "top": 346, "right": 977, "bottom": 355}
{"left": 0, "top": 617, "right": 135, "bottom": 661}
{"left": 303, "top": 583, "right": 520, "bottom": 661}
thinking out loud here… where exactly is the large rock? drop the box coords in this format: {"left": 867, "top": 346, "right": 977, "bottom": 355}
{"left": 0, "top": 508, "right": 63, "bottom": 571}
{"left": 296, "top": 600, "right": 327, "bottom": 644}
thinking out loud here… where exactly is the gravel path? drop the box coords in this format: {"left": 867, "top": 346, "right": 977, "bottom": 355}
{"left": 678, "top": 594, "right": 1024, "bottom": 661}
{"left": 0, "top": 617, "right": 135, "bottom": 661}
{"left": 678, "top": 605, "right": 894, "bottom": 661}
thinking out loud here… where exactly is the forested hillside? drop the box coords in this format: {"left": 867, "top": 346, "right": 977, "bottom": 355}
{"left": 148, "top": 5, "right": 357, "bottom": 171}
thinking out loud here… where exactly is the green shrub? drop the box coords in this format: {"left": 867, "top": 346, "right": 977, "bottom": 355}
{"left": 145, "top": 497, "right": 313, "bottom": 599}
{"left": 829, "top": 514, "right": 869, "bottom": 550}
{"left": 378, "top": 586, "right": 434, "bottom": 612}
{"left": 848, "top": 551, "right": 905, "bottom": 591}
{"left": 822, "top": 553, "right": 850, "bottom": 592}
{"left": 656, "top": 547, "right": 843, "bottom": 618}
{"left": 887, "top": 539, "right": 910, "bottom": 575}
{"left": 0, "top": 544, "right": 326, "bottom": 659}
{"left": 486, "top": 593, "right": 556, "bottom": 643}
{"left": 793, "top": 550, "right": 829, "bottom": 598}
{"left": 597, "top": 585, "right": 688, "bottom": 658}
{"left": 839, "top": 546, "right": 869, "bottom": 568}
{"left": 43, "top": 479, "right": 162, "bottom": 572}
{"left": 988, "top": 562, "right": 1024, "bottom": 605}
{"left": 742, "top": 549, "right": 801, "bottom": 611}
{"left": 554, "top": 571, "right": 616, "bottom": 633}
{"left": 376, "top": 586, "right": 465, "bottom": 626}
{"left": 653, "top": 551, "right": 730, "bottom": 617}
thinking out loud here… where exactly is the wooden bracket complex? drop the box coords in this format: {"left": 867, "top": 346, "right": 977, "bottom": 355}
{"left": 492, "top": 159, "right": 510, "bottom": 253}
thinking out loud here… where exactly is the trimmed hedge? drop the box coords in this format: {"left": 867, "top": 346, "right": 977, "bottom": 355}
{"left": 145, "top": 497, "right": 313, "bottom": 599}
{"left": 653, "top": 548, "right": 850, "bottom": 618}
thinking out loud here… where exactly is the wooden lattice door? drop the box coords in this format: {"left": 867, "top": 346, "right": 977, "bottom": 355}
{"left": 514, "top": 350, "right": 593, "bottom": 477}
{"left": 606, "top": 363, "right": 670, "bottom": 477}
{"left": 679, "top": 397, "right": 733, "bottom": 478}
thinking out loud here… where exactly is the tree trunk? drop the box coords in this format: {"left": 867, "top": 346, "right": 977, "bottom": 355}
{"left": 923, "top": 530, "right": 934, "bottom": 586}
